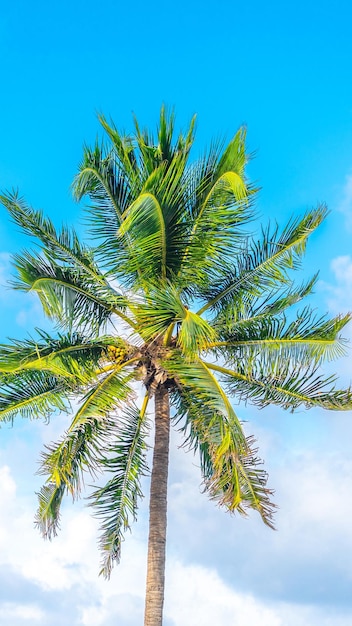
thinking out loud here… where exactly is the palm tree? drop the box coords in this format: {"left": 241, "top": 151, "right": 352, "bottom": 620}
{"left": 0, "top": 108, "right": 351, "bottom": 626}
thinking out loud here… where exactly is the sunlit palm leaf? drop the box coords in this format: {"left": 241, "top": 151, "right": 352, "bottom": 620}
{"left": 38, "top": 365, "right": 135, "bottom": 496}
{"left": 212, "top": 274, "right": 319, "bottom": 331}
{"left": 119, "top": 193, "right": 167, "bottom": 283}
{"left": 1, "top": 191, "right": 109, "bottom": 285}
{"left": 35, "top": 365, "right": 136, "bottom": 539}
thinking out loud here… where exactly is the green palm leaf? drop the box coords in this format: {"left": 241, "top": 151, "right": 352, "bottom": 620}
{"left": 119, "top": 193, "right": 167, "bottom": 283}
{"left": 35, "top": 364, "right": 137, "bottom": 539}
{"left": 211, "top": 274, "right": 319, "bottom": 330}
{"left": 11, "top": 250, "right": 132, "bottom": 331}
{"left": 170, "top": 360, "right": 275, "bottom": 527}
{"left": 197, "top": 206, "right": 327, "bottom": 315}
{"left": 206, "top": 361, "right": 352, "bottom": 411}
{"left": 0, "top": 331, "right": 136, "bottom": 389}
{"left": 89, "top": 402, "right": 150, "bottom": 578}
{"left": 1, "top": 191, "right": 110, "bottom": 285}
{"left": 0, "top": 370, "right": 70, "bottom": 422}
{"left": 210, "top": 310, "right": 351, "bottom": 366}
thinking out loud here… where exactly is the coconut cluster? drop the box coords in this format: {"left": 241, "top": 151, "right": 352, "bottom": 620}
{"left": 106, "top": 345, "right": 127, "bottom": 364}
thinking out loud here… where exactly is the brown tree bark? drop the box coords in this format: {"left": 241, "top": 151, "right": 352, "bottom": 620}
{"left": 144, "top": 384, "right": 170, "bottom": 626}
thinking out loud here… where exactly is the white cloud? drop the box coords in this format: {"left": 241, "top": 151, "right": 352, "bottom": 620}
{"left": 0, "top": 603, "right": 44, "bottom": 622}
{"left": 165, "top": 561, "right": 282, "bottom": 626}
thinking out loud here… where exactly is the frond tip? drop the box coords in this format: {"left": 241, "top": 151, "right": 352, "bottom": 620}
{"left": 172, "top": 384, "right": 276, "bottom": 528}
{"left": 35, "top": 482, "right": 65, "bottom": 539}
{"left": 205, "top": 433, "right": 277, "bottom": 528}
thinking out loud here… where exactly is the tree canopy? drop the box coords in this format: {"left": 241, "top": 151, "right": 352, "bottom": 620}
{"left": 0, "top": 109, "right": 351, "bottom": 593}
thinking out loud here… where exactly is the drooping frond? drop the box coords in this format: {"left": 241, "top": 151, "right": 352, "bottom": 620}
{"left": 169, "top": 357, "right": 276, "bottom": 527}
{"left": 0, "top": 330, "right": 112, "bottom": 380}
{"left": 34, "top": 482, "right": 66, "bottom": 539}
{"left": 35, "top": 365, "right": 137, "bottom": 539}
{"left": 0, "top": 331, "right": 137, "bottom": 392}
{"left": 165, "top": 353, "right": 246, "bottom": 447}
{"left": 89, "top": 402, "right": 150, "bottom": 578}
{"left": 38, "top": 365, "right": 135, "bottom": 494}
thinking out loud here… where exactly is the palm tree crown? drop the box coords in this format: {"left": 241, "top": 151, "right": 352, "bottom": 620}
{"left": 1, "top": 108, "right": 351, "bottom": 624}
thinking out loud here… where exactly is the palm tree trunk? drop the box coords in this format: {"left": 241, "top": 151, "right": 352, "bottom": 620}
{"left": 144, "top": 383, "right": 170, "bottom": 626}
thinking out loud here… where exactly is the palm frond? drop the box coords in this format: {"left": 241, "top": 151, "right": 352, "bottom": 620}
{"left": 89, "top": 402, "right": 150, "bottom": 578}
{"left": 0, "top": 370, "right": 70, "bottom": 422}
{"left": 72, "top": 142, "right": 132, "bottom": 221}
{"left": 209, "top": 310, "right": 352, "bottom": 367}
{"left": 72, "top": 142, "right": 148, "bottom": 287}
{"left": 178, "top": 129, "right": 254, "bottom": 280}
{"left": 212, "top": 274, "right": 319, "bottom": 331}
{"left": 0, "top": 330, "right": 133, "bottom": 381}
{"left": 34, "top": 482, "right": 66, "bottom": 539}
{"left": 177, "top": 310, "right": 217, "bottom": 358}
{"left": 37, "top": 364, "right": 135, "bottom": 493}
{"left": 165, "top": 353, "right": 246, "bottom": 445}
{"left": 170, "top": 365, "right": 275, "bottom": 527}
{"left": 97, "top": 115, "right": 140, "bottom": 181}
{"left": 197, "top": 206, "right": 327, "bottom": 315}
{"left": 1, "top": 191, "right": 109, "bottom": 285}
{"left": 35, "top": 364, "right": 136, "bottom": 539}
{"left": 11, "top": 250, "right": 131, "bottom": 332}
{"left": 206, "top": 361, "right": 352, "bottom": 411}
{"left": 132, "top": 287, "right": 184, "bottom": 341}
{"left": 119, "top": 193, "right": 167, "bottom": 282}
{"left": 191, "top": 127, "right": 249, "bottom": 212}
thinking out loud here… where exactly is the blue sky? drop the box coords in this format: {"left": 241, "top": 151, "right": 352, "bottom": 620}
{"left": 1, "top": 1, "right": 352, "bottom": 624}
